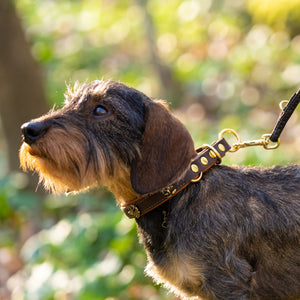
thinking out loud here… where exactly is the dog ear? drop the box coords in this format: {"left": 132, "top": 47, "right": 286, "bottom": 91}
{"left": 130, "top": 100, "right": 196, "bottom": 195}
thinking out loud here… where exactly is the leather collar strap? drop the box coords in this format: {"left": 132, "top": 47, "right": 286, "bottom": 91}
{"left": 122, "top": 137, "right": 231, "bottom": 219}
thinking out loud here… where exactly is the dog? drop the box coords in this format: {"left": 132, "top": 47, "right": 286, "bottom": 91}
{"left": 20, "top": 80, "right": 300, "bottom": 299}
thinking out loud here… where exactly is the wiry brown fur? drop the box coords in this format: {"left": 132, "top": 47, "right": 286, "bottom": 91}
{"left": 20, "top": 124, "right": 103, "bottom": 193}
{"left": 20, "top": 80, "right": 144, "bottom": 202}
{"left": 20, "top": 80, "right": 300, "bottom": 299}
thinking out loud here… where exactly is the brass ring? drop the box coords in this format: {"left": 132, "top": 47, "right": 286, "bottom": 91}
{"left": 218, "top": 128, "right": 241, "bottom": 152}
{"left": 279, "top": 100, "right": 288, "bottom": 112}
{"left": 191, "top": 172, "right": 203, "bottom": 183}
{"left": 262, "top": 134, "right": 280, "bottom": 150}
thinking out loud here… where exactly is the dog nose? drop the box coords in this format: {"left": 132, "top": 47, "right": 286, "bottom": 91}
{"left": 21, "top": 121, "right": 48, "bottom": 145}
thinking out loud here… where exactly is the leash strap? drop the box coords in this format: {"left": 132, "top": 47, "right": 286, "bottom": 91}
{"left": 122, "top": 138, "right": 231, "bottom": 219}
{"left": 269, "top": 89, "right": 300, "bottom": 143}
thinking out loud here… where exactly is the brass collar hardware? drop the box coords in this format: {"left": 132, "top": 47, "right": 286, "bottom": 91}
{"left": 162, "top": 210, "right": 168, "bottom": 228}
{"left": 200, "top": 144, "right": 222, "bottom": 164}
{"left": 162, "top": 186, "right": 177, "bottom": 197}
{"left": 190, "top": 172, "right": 202, "bottom": 183}
{"left": 126, "top": 205, "right": 141, "bottom": 219}
{"left": 191, "top": 164, "right": 199, "bottom": 173}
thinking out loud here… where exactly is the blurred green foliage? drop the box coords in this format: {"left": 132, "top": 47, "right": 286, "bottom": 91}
{"left": 1, "top": 0, "right": 300, "bottom": 299}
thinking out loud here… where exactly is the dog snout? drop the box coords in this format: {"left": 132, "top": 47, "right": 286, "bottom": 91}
{"left": 21, "top": 121, "right": 48, "bottom": 145}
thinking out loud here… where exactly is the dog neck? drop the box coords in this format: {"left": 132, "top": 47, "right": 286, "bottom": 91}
{"left": 103, "top": 164, "right": 137, "bottom": 205}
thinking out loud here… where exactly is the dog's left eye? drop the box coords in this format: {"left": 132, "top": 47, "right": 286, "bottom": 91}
{"left": 93, "top": 105, "right": 108, "bottom": 117}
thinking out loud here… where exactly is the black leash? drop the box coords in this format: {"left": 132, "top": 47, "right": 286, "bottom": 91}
{"left": 269, "top": 89, "right": 300, "bottom": 143}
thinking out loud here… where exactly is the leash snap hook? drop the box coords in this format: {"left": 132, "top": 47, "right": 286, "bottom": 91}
{"left": 218, "top": 128, "right": 281, "bottom": 151}
{"left": 262, "top": 134, "right": 280, "bottom": 150}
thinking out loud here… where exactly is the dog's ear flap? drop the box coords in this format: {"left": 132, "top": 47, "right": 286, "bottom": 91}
{"left": 130, "top": 101, "right": 196, "bottom": 195}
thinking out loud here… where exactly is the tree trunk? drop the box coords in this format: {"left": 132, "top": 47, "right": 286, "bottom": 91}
{"left": 0, "top": 0, "right": 48, "bottom": 172}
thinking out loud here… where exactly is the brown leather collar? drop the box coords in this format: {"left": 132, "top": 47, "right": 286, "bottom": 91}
{"left": 122, "top": 137, "right": 231, "bottom": 219}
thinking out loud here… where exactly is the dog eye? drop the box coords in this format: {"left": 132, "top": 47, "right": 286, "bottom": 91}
{"left": 93, "top": 105, "right": 108, "bottom": 117}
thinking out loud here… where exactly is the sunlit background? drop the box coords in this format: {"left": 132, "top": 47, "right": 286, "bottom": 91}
{"left": 0, "top": 0, "right": 299, "bottom": 299}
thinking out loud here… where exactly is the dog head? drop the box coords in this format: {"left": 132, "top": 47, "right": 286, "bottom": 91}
{"left": 20, "top": 80, "right": 195, "bottom": 200}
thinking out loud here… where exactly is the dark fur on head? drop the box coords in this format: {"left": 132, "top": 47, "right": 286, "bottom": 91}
{"left": 20, "top": 80, "right": 195, "bottom": 201}
{"left": 20, "top": 81, "right": 144, "bottom": 195}
{"left": 20, "top": 80, "right": 300, "bottom": 299}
